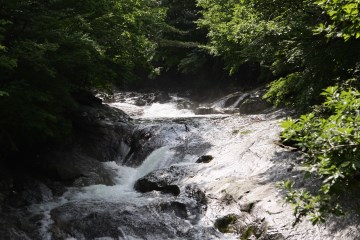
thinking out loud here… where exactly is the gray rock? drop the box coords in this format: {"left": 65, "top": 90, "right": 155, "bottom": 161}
{"left": 135, "top": 179, "right": 180, "bottom": 195}
{"left": 239, "top": 97, "right": 272, "bottom": 114}
{"left": 134, "top": 166, "right": 191, "bottom": 195}
{"left": 134, "top": 98, "right": 146, "bottom": 106}
{"left": 196, "top": 155, "right": 214, "bottom": 163}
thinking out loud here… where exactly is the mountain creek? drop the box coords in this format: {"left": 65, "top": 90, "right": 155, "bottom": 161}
{"left": 0, "top": 89, "right": 359, "bottom": 240}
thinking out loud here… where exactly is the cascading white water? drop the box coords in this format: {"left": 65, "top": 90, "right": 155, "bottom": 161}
{"left": 65, "top": 146, "right": 176, "bottom": 202}
{"left": 141, "top": 102, "right": 195, "bottom": 119}
{"left": 109, "top": 94, "right": 196, "bottom": 119}
{"left": 30, "top": 146, "right": 176, "bottom": 239}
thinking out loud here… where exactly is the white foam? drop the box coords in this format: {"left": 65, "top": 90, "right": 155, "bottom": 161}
{"left": 141, "top": 103, "right": 195, "bottom": 119}
{"left": 64, "top": 146, "right": 176, "bottom": 202}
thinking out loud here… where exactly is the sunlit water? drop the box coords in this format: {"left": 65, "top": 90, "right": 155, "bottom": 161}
{"left": 30, "top": 146, "right": 177, "bottom": 240}
{"left": 30, "top": 92, "right": 239, "bottom": 239}
{"left": 28, "top": 91, "right": 360, "bottom": 240}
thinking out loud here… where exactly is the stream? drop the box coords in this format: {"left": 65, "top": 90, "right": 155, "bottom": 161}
{"left": 26, "top": 91, "right": 360, "bottom": 240}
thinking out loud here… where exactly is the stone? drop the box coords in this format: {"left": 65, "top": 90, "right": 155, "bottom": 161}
{"left": 240, "top": 201, "right": 258, "bottom": 213}
{"left": 134, "top": 166, "right": 191, "bottom": 196}
{"left": 196, "top": 155, "right": 214, "bottom": 163}
{"left": 239, "top": 97, "right": 272, "bottom": 114}
{"left": 135, "top": 179, "right": 180, "bottom": 196}
{"left": 134, "top": 98, "right": 147, "bottom": 106}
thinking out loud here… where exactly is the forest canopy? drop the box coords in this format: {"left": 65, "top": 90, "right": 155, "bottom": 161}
{"left": 0, "top": 0, "right": 166, "bottom": 155}
{"left": 197, "top": 0, "right": 360, "bottom": 109}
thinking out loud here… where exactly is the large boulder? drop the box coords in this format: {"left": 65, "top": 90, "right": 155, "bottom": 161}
{"left": 36, "top": 105, "right": 134, "bottom": 187}
{"left": 43, "top": 152, "right": 117, "bottom": 187}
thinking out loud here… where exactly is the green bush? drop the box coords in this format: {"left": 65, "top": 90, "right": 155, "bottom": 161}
{"left": 281, "top": 86, "right": 360, "bottom": 224}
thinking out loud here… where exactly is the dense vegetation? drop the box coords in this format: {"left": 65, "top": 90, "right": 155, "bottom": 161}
{"left": 0, "top": 0, "right": 359, "bottom": 224}
{"left": 282, "top": 86, "right": 360, "bottom": 224}
{"left": 197, "top": 0, "right": 360, "bottom": 109}
{"left": 0, "top": 0, "right": 166, "bottom": 158}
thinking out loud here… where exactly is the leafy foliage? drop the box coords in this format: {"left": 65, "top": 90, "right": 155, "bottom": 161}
{"left": 0, "top": 0, "right": 166, "bottom": 156}
{"left": 315, "top": 0, "right": 360, "bottom": 40}
{"left": 197, "top": 0, "right": 360, "bottom": 109}
{"left": 154, "top": 0, "right": 208, "bottom": 74}
{"left": 281, "top": 86, "right": 360, "bottom": 224}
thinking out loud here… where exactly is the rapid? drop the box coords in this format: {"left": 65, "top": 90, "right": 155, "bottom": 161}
{"left": 25, "top": 91, "right": 360, "bottom": 240}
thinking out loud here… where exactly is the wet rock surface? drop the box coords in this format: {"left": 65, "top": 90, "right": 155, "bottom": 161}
{"left": 49, "top": 197, "right": 218, "bottom": 240}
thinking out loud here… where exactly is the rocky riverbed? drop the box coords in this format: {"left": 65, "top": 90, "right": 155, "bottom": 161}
{"left": 0, "top": 89, "right": 359, "bottom": 239}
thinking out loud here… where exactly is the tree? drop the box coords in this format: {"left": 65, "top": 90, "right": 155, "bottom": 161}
{"left": 197, "top": 0, "right": 360, "bottom": 109}
{"left": 155, "top": 0, "right": 208, "bottom": 75}
{"left": 315, "top": 0, "right": 360, "bottom": 40}
{"left": 0, "top": 0, "right": 166, "bottom": 157}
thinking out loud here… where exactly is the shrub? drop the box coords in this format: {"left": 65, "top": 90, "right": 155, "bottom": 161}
{"left": 280, "top": 86, "right": 360, "bottom": 224}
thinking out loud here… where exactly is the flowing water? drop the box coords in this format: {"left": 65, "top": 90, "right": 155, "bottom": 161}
{"left": 28, "top": 92, "right": 360, "bottom": 240}
{"left": 27, "top": 94, "right": 225, "bottom": 239}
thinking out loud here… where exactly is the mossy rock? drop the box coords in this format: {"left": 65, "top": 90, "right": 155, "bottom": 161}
{"left": 214, "top": 214, "right": 239, "bottom": 233}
